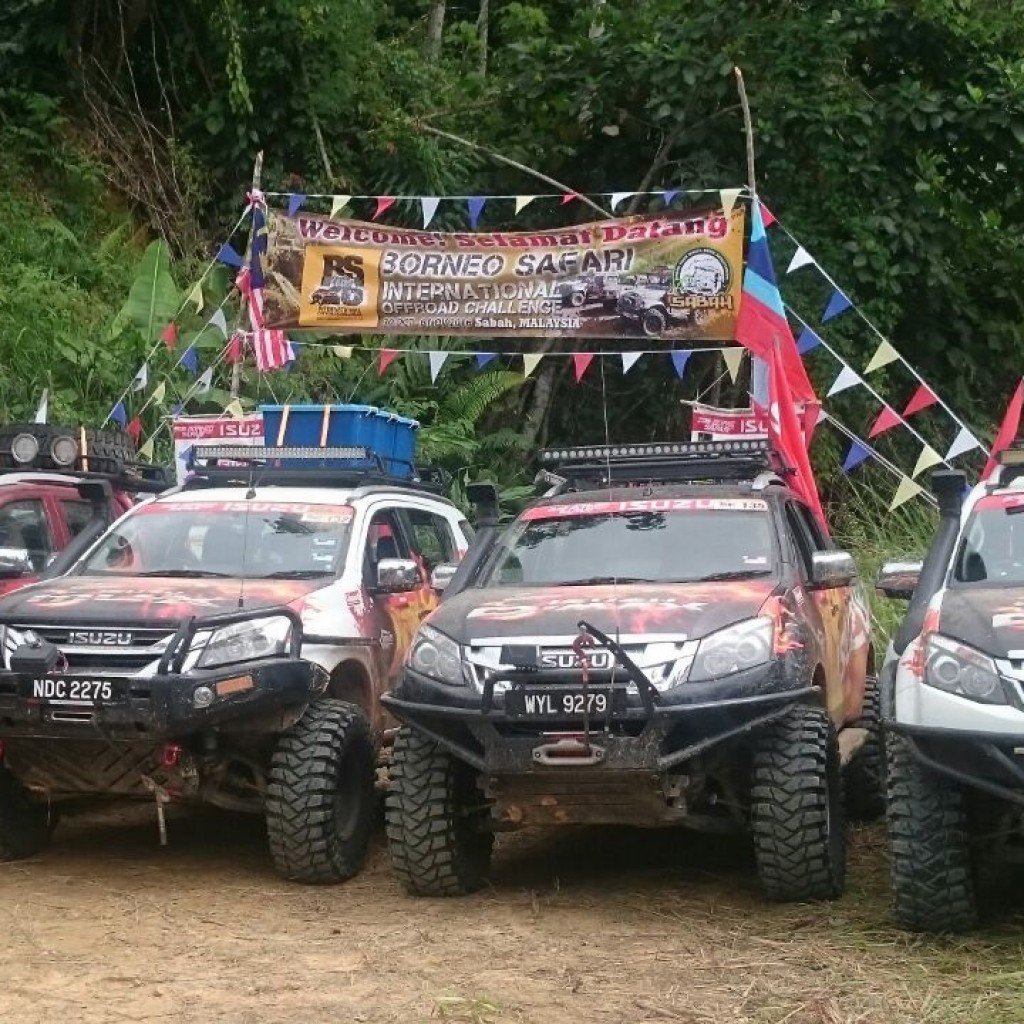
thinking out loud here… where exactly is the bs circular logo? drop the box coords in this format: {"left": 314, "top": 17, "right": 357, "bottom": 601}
{"left": 673, "top": 248, "right": 731, "bottom": 296}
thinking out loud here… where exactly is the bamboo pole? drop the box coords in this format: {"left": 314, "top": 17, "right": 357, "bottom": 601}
{"left": 231, "top": 150, "right": 263, "bottom": 399}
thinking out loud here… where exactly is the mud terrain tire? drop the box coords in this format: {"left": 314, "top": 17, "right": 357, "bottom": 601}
{"left": 266, "top": 699, "right": 376, "bottom": 884}
{"left": 386, "top": 728, "right": 493, "bottom": 896}
{"left": 844, "top": 674, "right": 885, "bottom": 821}
{"left": 886, "top": 732, "right": 977, "bottom": 932}
{"left": 751, "top": 704, "right": 846, "bottom": 902}
{"left": 0, "top": 423, "right": 135, "bottom": 474}
{"left": 641, "top": 307, "right": 667, "bottom": 336}
{"left": 0, "top": 766, "right": 54, "bottom": 859}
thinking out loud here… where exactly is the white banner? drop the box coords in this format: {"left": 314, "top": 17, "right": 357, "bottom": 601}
{"left": 687, "top": 403, "right": 768, "bottom": 441}
{"left": 172, "top": 414, "right": 265, "bottom": 483}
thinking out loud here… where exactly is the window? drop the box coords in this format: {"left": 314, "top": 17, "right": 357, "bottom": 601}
{"left": 62, "top": 501, "right": 95, "bottom": 538}
{"left": 0, "top": 499, "right": 52, "bottom": 572}
{"left": 794, "top": 503, "right": 830, "bottom": 552}
{"left": 784, "top": 503, "right": 814, "bottom": 578}
{"left": 363, "top": 509, "right": 413, "bottom": 586}
{"left": 404, "top": 508, "right": 458, "bottom": 570}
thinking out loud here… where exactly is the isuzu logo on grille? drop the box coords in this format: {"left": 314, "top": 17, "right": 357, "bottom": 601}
{"left": 539, "top": 650, "right": 614, "bottom": 670}
{"left": 67, "top": 630, "right": 134, "bottom": 646}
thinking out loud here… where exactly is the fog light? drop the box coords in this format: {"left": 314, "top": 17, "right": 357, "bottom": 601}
{"left": 10, "top": 433, "right": 39, "bottom": 464}
{"left": 50, "top": 435, "right": 79, "bottom": 467}
{"left": 192, "top": 685, "right": 216, "bottom": 709}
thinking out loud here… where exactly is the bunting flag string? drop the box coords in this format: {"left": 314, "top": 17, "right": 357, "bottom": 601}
{"left": 621, "top": 352, "right": 643, "bottom": 374}
{"left": 523, "top": 353, "right": 544, "bottom": 378}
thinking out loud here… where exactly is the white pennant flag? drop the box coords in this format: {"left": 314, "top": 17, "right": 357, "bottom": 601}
{"left": 132, "top": 363, "right": 148, "bottom": 391}
{"left": 208, "top": 308, "right": 229, "bottom": 337}
{"left": 610, "top": 192, "right": 634, "bottom": 212}
{"left": 514, "top": 195, "right": 537, "bottom": 216}
{"left": 719, "top": 188, "right": 742, "bottom": 218}
{"left": 827, "top": 365, "right": 861, "bottom": 398}
{"left": 428, "top": 351, "right": 449, "bottom": 383}
{"left": 420, "top": 197, "right": 440, "bottom": 229}
{"left": 621, "top": 352, "right": 643, "bottom": 374}
{"left": 330, "top": 194, "right": 352, "bottom": 218}
{"left": 196, "top": 367, "right": 213, "bottom": 394}
{"left": 34, "top": 388, "right": 48, "bottom": 424}
{"left": 786, "top": 246, "right": 816, "bottom": 274}
{"left": 945, "top": 425, "right": 982, "bottom": 461}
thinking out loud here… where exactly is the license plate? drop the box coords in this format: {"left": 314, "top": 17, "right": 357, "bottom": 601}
{"left": 28, "top": 678, "right": 115, "bottom": 703}
{"left": 505, "top": 686, "right": 626, "bottom": 718}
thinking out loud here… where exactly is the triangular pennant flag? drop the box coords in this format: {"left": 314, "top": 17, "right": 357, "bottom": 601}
{"left": 181, "top": 345, "right": 199, "bottom": 375}
{"left": 171, "top": 403, "right": 184, "bottom": 417}
{"left": 428, "top": 351, "right": 449, "bottom": 384}
{"left": 719, "top": 188, "right": 741, "bottom": 217}
{"left": 841, "top": 440, "right": 871, "bottom": 473}
{"left": 127, "top": 417, "right": 142, "bottom": 442}
{"left": 227, "top": 331, "right": 244, "bottom": 363}
{"left": 803, "top": 402, "right": 823, "bottom": 447}
{"left": 138, "top": 436, "right": 154, "bottom": 461}
{"left": 560, "top": 192, "right": 579, "bottom": 206}
{"left": 420, "top": 197, "right": 440, "bottom": 229}
{"left": 151, "top": 382, "right": 166, "bottom": 405}
{"left": 912, "top": 444, "right": 943, "bottom": 478}
{"left": 868, "top": 404, "right": 903, "bottom": 439}
{"left": 523, "top": 353, "right": 543, "bottom": 378}
{"left": 287, "top": 193, "right": 306, "bottom": 217}
{"left": 132, "top": 363, "right": 148, "bottom": 391}
{"left": 826, "top": 365, "right": 861, "bottom": 397}
{"left": 216, "top": 242, "right": 244, "bottom": 268}
{"left": 187, "top": 281, "right": 204, "bottom": 314}
{"left": 372, "top": 196, "right": 396, "bottom": 220}
{"left": 573, "top": 353, "right": 594, "bottom": 382}
{"left": 514, "top": 196, "right": 537, "bottom": 216}
{"left": 196, "top": 367, "right": 213, "bottom": 394}
{"left": 110, "top": 401, "right": 127, "bottom": 427}
{"left": 330, "top": 194, "right": 351, "bottom": 218}
{"left": 332, "top": 344, "right": 353, "bottom": 359}
{"left": 208, "top": 307, "right": 229, "bottom": 337}
{"left": 945, "top": 425, "right": 982, "bottom": 461}
{"left": 903, "top": 383, "right": 938, "bottom": 418}
{"left": 160, "top": 322, "right": 178, "bottom": 349}
{"left": 759, "top": 202, "right": 776, "bottom": 227}
{"left": 983, "top": 378, "right": 1024, "bottom": 479}
{"left": 796, "top": 327, "right": 822, "bottom": 354}
{"left": 822, "top": 288, "right": 852, "bottom": 322}
{"left": 466, "top": 197, "right": 487, "bottom": 229}
{"left": 224, "top": 399, "right": 244, "bottom": 420}
{"left": 378, "top": 348, "right": 400, "bottom": 375}
{"left": 475, "top": 352, "right": 497, "bottom": 369}
{"left": 610, "top": 192, "right": 634, "bottom": 212}
{"left": 621, "top": 352, "right": 643, "bottom": 374}
{"left": 671, "top": 351, "right": 691, "bottom": 378}
{"left": 661, "top": 189, "right": 681, "bottom": 207}
{"left": 890, "top": 475, "right": 924, "bottom": 512}
{"left": 864, "top": 339, "right": 899, "bottom": 374}
{"left": 722, "top": 347, "right": 744, "bottom": 383}
{"left": 34, "top": 389, "right": 48, "bottom": 425}
{"left": 786, "top": 246, "right": 815, "bottom": 274}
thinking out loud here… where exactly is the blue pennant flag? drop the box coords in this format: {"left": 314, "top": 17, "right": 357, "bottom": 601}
{"left": 216, "top": 242, "right": 244, "bottom": 269}
{"left": 475, "top": 352, "right": 497, "bottom": 369}
{"left": 841, "top": 440, "right": 872, "bottom": 473}
{"left": 822, "top": 288, "right": 852, "bottom": 323}
{"left": 670, "top": 351, "right": 691, "bottom": 378}
{"left": 797, "top": 327, "right": 823, "bottom": 355}
{"left": 287, "top": 193, "right": 306, "bottom": 217}
{"left": 662, "top": 189, "right": 681, "bottom": 207}
{"left": 467, "top": 197, "right": 487, "bottom": 230}
{"left": 171, "top": 403, "right": 184, "bottom": 417}
{"left": 110, "top": 401, "right": 127, "bottom": 427}
{"left": 181, "top": 344, "right": 199, "bottom": 375}
{"left": 177, "top": 444, "right": 193, "bottom": 464}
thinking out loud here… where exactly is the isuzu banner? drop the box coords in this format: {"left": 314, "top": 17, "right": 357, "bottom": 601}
{"left": 688, "top": 403, "right": 768, "bottom": 441}
{"left": 261, "top": 207, "right": 745, "bottom": 340}
{"left": 172, "top": 413, "right": 264, "bottom": 484}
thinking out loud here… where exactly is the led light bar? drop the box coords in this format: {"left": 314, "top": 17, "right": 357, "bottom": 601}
{"left": 192, "top": 445, "right": 372, "bottom": 463}
{"left": 538, "top": 439, "right": 770, "bottom": 464}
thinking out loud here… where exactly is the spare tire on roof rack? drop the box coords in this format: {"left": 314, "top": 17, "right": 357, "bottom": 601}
{"left": 0, "top": 424, "right": 136, "bottom": 475}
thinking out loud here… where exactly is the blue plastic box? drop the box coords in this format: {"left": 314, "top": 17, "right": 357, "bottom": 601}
{"left": 259, "top": 404, "right": 420, "bottom": 476}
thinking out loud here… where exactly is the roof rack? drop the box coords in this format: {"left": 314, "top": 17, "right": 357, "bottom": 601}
{"left": 0, "top": 463, "right": 171, "bottom": 494}
{"left": 537, "top": 440, "right": 789, "bottom": 490}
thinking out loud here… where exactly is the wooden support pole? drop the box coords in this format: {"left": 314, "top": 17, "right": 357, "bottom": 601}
{"left": 231, "top": 150, "right": 263, "bottom": 400}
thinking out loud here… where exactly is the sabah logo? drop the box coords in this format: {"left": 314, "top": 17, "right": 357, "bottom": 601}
{"left": 670, "top": 248, "right": 733, "bottom": 312}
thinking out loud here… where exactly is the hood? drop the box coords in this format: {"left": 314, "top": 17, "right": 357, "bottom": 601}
{"left": 0, "top": 575, "right": 326, "bottom": 626}
{"left": 938, "top": 586, "right": 1024, "bottom": 659}
{"left": 428, "top": 580, "right": 777, "bottom": 642}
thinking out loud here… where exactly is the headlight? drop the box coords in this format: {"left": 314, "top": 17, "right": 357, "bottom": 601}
{"left": 688, "top": 617, "right": 773, "bottom": 683}
{"left": 408, "top": 625, "right": 467, "bottom": 686}
{"left": 196, "top": 616, "right": 292, "bottom": 670}
{"left": 924, "top": 633, "right": 1007, "bottom": 705}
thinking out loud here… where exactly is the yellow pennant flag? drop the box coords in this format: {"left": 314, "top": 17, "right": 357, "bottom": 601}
{"left": 151, "top": 381, "right": 166, "bottom": 405}
{"left": 890, "top": 474, "right": 924, "bottom": 511}
{"left": 514, "top": 195, "right": 537, "bottom": 216}
{"left": 187, "top": 281, "right": 204, "bottom": 314}
{"left": 523, "top": 353, "right": 544, "bottom": 378}
{"left": 138, "top": 437, "right": 154, "bottom": 461}
{"left": 224, "top": 399, "right": 245, "bottom": 420}
{"left": 719, "top": 187, "right": 742, "bottom": 217}
{"left": 722, "top": 347, "right": 744, "bottom": 384}
{"left": 330, "top": 194, "right": 352, "bottom": 218}
{"left": 332, "top": 345, "right": 353, "bottom": 359}
{"left": 911, "top": 444, "right": 943, "bottom": 478}
{"left": 864, "top": 340, "right": 900, "bottom": 374}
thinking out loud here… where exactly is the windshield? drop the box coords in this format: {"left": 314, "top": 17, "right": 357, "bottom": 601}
{"left": 953, "top": 495, "right": 1024, "bottom": 586}
{"left": 480, "top": 498, "right": 775, "bottom": 587}
{"left": 78, "top": 500, "right": 353, "bottom": 579}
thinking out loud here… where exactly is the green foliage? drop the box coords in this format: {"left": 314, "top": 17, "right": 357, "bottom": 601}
{"left": 109, "top": 241, "right": 181, "bottom": 345}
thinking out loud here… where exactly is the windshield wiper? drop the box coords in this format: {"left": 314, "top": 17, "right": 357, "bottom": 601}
{"left": 260, "top": 569, "right": 333, "bottom": 579}
{"left": 559, "top": 575, "right": 657, "bottom": 586}
{"left": 694, "top": 569, "right": 773, "bottom": 582}
{"left": 136, "top": 569, "right": 234, "bottom": 578}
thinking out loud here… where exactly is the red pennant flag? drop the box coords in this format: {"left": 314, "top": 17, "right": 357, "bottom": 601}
{"left": 227, "top": 331, "right": 244, "bottom": 363}
{"left": 983, "top": 377, "right": 1024, "bottom": 479}
{"left": 902, "top": 383, "right": 938, "bottom": 418}
{"left": 160, "top": 322, "right": 178, "bottom": 349}
{"left": 802, "top": 402, "right": 822, "bottom": 449}
{"left": 373, "top": 196, "right": 396, "bottom": 220}
{"left": 561, "top": 192, "right": 579, "bottom": 206}
{"left": 759, "top": 202, "right": 776, "bottom": 227}
{"left": 127, "top": 416, "right": 142, "bottom": 442}
{"left": 378, "top": 348, "right": 400, "bottom": 375}
{"left": 573, "top": 353, "right": 594, "bottom": 383}
{"left": 868, "top": 404, "right": 902, "bottom": 439}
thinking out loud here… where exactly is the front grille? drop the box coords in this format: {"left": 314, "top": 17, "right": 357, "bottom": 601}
{"left": 9, "top": 623, "right": 175, "bottom": 674}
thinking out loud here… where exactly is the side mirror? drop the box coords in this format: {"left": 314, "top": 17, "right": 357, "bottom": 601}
{"left": 0, "top": 547, "right": 33, "bottom": 578}
{"left": 376, "top": 558, "right": 421, "bottom": 594}
{"left": 809, "top": 550, "right": 857, "bottom": 589}
{"left": 429, "top": 563, "right": 459, "bottom": 592}
{"left": 876, "top": 559, "right": 922, "bottom": 600}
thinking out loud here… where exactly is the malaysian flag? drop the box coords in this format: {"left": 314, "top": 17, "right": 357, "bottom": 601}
{"left": 244, "top": 197, "right": 296, "bottom": 372}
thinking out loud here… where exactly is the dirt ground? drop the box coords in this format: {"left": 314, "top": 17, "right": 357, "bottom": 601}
{"left": 1, "top": 806, "right": 1022, "bottom": 1024}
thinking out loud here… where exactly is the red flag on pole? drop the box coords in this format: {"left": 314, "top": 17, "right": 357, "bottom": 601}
{"left": 983, "top": 377, "right": 1024, "bottom": 480}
